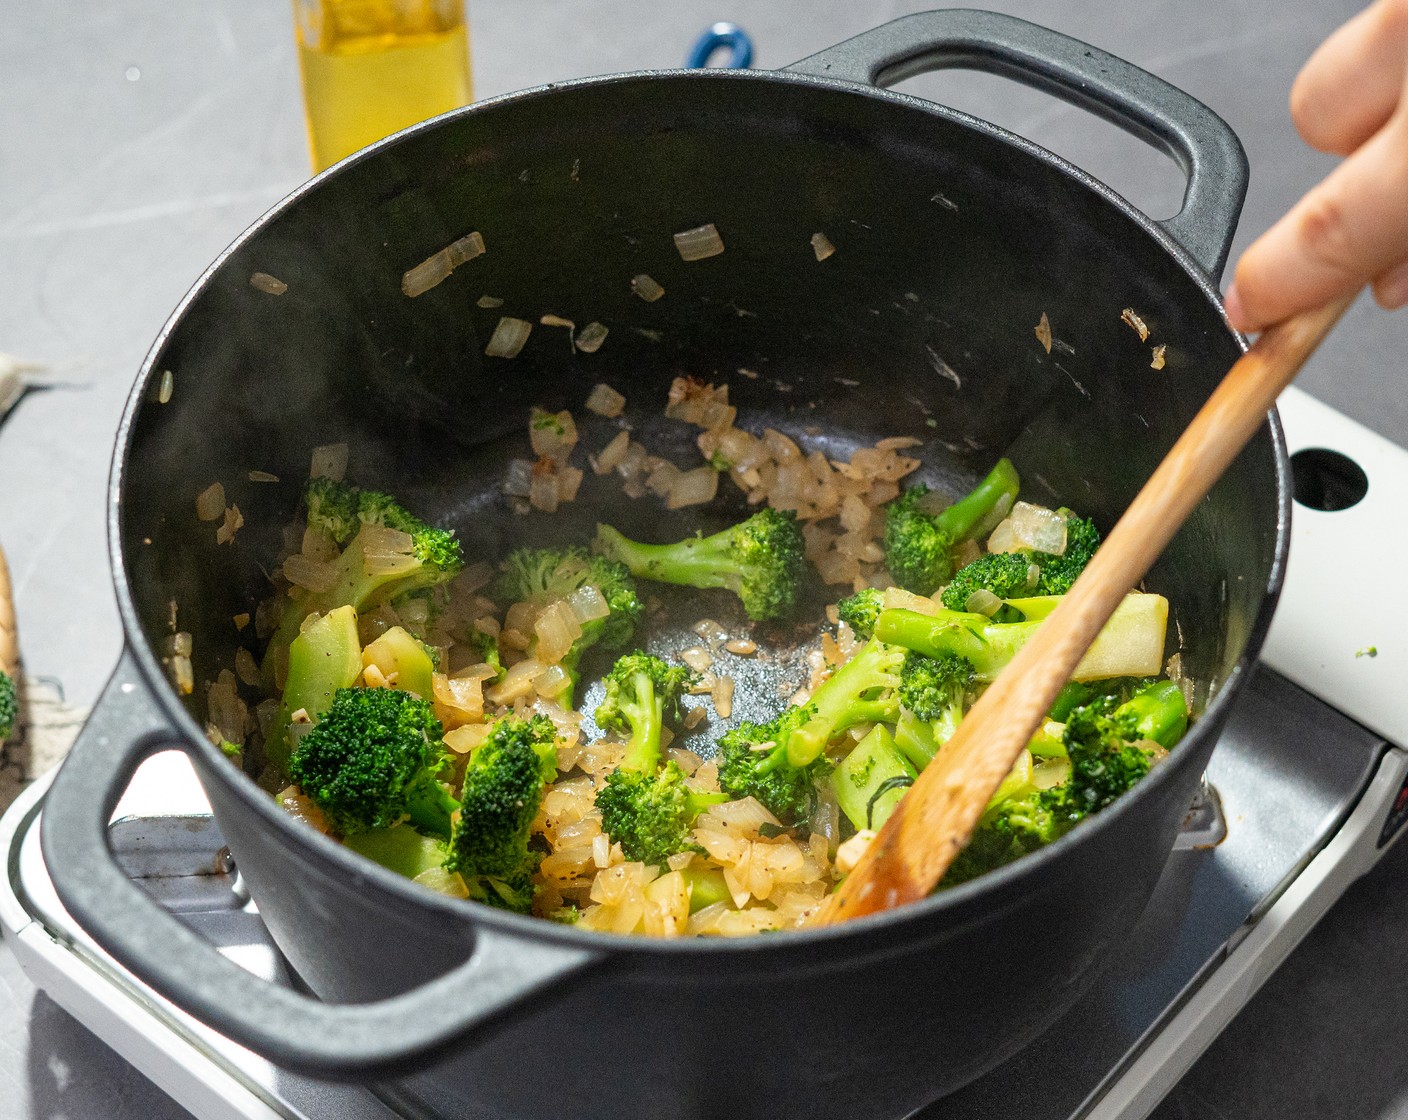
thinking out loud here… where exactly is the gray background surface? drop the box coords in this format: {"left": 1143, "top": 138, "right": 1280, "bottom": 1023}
{"left": 2, "top": 1, "right": 1406, "bottom": 1117}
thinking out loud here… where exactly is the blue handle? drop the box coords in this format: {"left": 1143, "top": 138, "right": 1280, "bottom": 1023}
{"left": 686, "top": 22, "right": 754, "bottom": 70}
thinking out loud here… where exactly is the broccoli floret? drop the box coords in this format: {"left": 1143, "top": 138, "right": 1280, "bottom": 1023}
{"left": 717, "top": 705, "right": 832, "bottom": 824}
{"left": 938, "top": 552, "right": 1038, "bottom": 612}
{"left": 593, "top": 654, "right": 725, "bottom": 864}
{"left": 942, "top": 681, "right": 1187, "bottom": 887}
{"left": 0, "top": 670, "right": 17, "bottom": 741}
{"left": 593, "top": 653, "right": 698, "bottom": 771}
{"left": 597, "top": 763, "right": 728, "bottom": 866}
{"left": 785, "top": 637, "right": 906, "bottom": 767}
{"left": 288, "top": 686, "right": 457, "bottom": 839}
{"left": 264, "top": 483, "right": 463, "bottom": 682}
{"left": 446, "top": 715, "right": 559, "bottom": 913}
{"left": 837, "top": 588, "right": 883, "bottom": 640}
{"left": 897, "top": 652, "right": 975, "bottom": 723}
{"left": 304, "top": 477, "right": 363, "bottom": 545}
{"left": 894, "top": 651, "right": 974, "bottom": 765}
{"left": 593, "top": 508, "right": 805, "bottom": 621}
{"left": 491, "top": 547, "right": 643, "bottom": 707}
{"left": 1033, "top": 513, "right": 1101, "bottom": 596}
{"left": 882, "top": 458, "right": 1021, "bottom": 595}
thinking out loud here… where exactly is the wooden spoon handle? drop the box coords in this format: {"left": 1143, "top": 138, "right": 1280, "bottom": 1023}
{"left": 811, "top": 296, "right": 1354, "bottom": 926}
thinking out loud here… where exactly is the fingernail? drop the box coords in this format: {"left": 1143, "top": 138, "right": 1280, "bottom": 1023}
{"left": 1375, "top": 260, "right": 1408, "bottom": 309}
{"left": 1223, "top": 283, "right": 1249, "bottom": 332}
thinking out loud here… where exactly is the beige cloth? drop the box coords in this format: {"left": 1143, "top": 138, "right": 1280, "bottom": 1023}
{"left": 0, "top": 674, "right": 88, "bottom": 813}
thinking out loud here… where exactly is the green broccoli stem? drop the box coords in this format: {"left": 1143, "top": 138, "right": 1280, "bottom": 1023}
{"left": 620, "top": 668, "right": 665, "bottom": 772}
{"left": 875, "top": 607, "right": 1034, "bottom": 680}
{"left": 594, "top": 524, "right": 742, "bottom": 595}
{"left": 785, "top": 639, "right": 903, "bottom": 767}
{"left": 875, "top": 594, "right": 1168, "bottom": 683}
{"left": 1122, "top": 680, "right": 1189, "bottom": 748}
{"left": 267, "top": 605, "right": 362, "bottom": 772}
{"left": 933, "top": 457, "right": 1021, "bottom": 541}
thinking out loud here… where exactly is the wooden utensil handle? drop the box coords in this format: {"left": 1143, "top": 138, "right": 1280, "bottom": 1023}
{"left": 812, "top": 296, "right": 1354, "bottom": 926}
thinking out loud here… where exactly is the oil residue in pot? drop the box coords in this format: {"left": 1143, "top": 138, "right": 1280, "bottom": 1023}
{"left": 293, "top": 0, "right": 473, "bottom": 173}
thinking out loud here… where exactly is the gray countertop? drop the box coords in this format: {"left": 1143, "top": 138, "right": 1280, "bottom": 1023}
{"left": 1, "top": 2, "right": 1405, "bottom": 1118}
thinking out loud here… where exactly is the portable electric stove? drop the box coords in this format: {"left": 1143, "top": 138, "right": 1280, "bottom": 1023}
{"left": 2, "top": 387, "right": 1403, "bottom": 1120}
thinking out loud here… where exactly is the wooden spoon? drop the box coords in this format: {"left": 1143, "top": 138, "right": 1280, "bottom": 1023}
{"left": 809, "top": 295, "right": 1355, "bottom": 927}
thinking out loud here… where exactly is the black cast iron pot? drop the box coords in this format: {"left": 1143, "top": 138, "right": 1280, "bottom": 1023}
{"left": 40, "top": 11, "right": 1287, "bottom": 1119}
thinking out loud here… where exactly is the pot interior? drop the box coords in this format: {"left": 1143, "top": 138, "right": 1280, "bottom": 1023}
{"left": 119, "top": 70, "right": 1280, "bottom": 756}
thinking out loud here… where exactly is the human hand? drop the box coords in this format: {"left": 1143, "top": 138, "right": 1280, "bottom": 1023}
{"left": 1225, "top": 0, "right": 1408, "bottom": 332}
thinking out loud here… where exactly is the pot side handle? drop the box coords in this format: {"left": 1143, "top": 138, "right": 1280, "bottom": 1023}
{"left": 39, "top": 649, "right": 603, "bottom": 1080}
{"left": 784, "top": 8, "right": 1248, "bottom": 281}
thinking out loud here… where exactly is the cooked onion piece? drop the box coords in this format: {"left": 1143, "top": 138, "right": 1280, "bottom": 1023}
{"left": 249, "top": 271, "right": 288, "bottom": 295}
{"left": 485, "top": 316, "right": 533, "bottom": 358}
{"left": 575, "top": 322, "right": 608, "bottom": 353}
{"left": 1035, "top": 311, "right": 1052, "bottom": 354}
{"left": 585, "top": 383, "right": 625, "bottom": 418}
{"left": 402, "top": 231, "right": 486, "bottom": 297}
{"left": 631, "top": 273, "right": 665, "bottom": 302}
{"left": 673, "top": 223, "right": 724, "bottom": 261}
{"left": 810, "top": 232, "right": 836, "bottom": 261}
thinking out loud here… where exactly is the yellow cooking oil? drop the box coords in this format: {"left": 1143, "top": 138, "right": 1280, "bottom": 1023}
{"left": 294, "top": 0, "right": 473, "bottom": 173}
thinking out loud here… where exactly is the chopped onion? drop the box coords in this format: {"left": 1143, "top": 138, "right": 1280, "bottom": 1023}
{"left": 310, "top": 443, "right": 348, "bottom": 482}
{"left": 693, "top": 618, "right": 729, "bottom": 644}
{"left": 529, "top": 467, "right": 560, "bottom": 514}
{"left": 964, "top": 588, "right": 1003, "bottom": 617}
{"left": 530, "top": 408, "right": 578, "bottom": 461}
{"left": 575, "top": 321, "right": 608, "bottom": 353}
{"left": 1035, "top": 311, "right": 1053, "bottom": 354}
{"left": 595, "top": 430, "right": 630, "bottom": 474}
{"left": 195, "top": 482, "right": 225, "bottom": 521}
{"left": 1008, "top": 501, "right": 1068, "bottom": 555}
{"left": 249, "top": 271, "right": 288, "bottom": 295}
{"left": 486, "top": 658, "right": 545, "bottom": 706}
{"left": 712, "top": 676, "right": 735, "bottom": 719}
{"left": 673, "top": 223, "right": 725, "bottom": 261}
{"left": 248, "top": 470, "right": 279, "bottom": 483}
{"left": 631, "top": 273, "right": 665, "bottom": 302}
{"left": 534, "top": 601, "right": 583, "bottom": 664}
{"left": 680, "top": 647, "right": 714, "bottom": 673}
{"left": 215, "top": 505, "right": 244, "bottom": 545}
{"left": 402, "top": 232, "right": 486, "bottom": 297}
{"left": 1121, "top": 307, "right": 1150, "bottom": 341}
{"left": 666, "top": 466, "right": 719, "bottom": 509}
{"left": 724, "top": 638, "right": 756, "bottom": 656}
{"left": 358, "top": 524, "right": 413, "bottom": 554}
{"left": 557, "top": 466, "right": 584, "bottom": 503}
{"left": 476, "top": 294, "right": 504, "bottom": 309}
{"left": 882, "top": 587, "right": 939, "bottom": 615}
{"left": 534, "top": 663, "right": 572, "bottom": 699}
{"left": 283, "top": 553, "right": 337, "bottom": 593}
{"left": 585, "top": 383, "right": 626, "bottom": 417}
{"left": 157, "top": 369, "right": 174, "bottom": 404}
{"left": 646, "top": 459, "right": 681, "bottom": 498}
{"left": 503, "top": 457, "right": 534, "bottom": 497}
{"left": 835, "top": 830, "right": 877, "bottom": 874}
{"left": 566, "top": 583, "right": 609, "bottom": 624}
{"left": 444, "top": 724, "right": 491, "bottom": 754}
{"left": 540, "top": 313, "right": 575, "bottom": 330}
{"left": 1151, "top": 344, "right": 1167, "bottom": 370}
{"left": 234, "top": 647, "right": 260, "bottom": 686}
{"left": 485, "top": 316, "right": 532, "bottom": 358}
{"left": 810, "top": 232, "right": 836, "bottom": 261}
